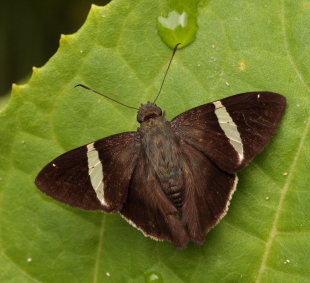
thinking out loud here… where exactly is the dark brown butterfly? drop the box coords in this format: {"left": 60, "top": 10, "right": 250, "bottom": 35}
{"left": 35, "top": 44, "right": 286, "bottom": 248}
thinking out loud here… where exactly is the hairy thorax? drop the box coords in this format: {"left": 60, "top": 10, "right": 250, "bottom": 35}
{"left": 139, "top": 116, "right": 185, "bottom": 209}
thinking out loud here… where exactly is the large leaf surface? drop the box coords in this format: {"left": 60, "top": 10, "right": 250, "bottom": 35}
{"left": 0, "top": 0, "right": 309, "bottom": 282}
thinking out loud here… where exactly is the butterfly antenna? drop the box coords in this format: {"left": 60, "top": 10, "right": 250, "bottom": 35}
{"left": 75, "top": 84, "right": 139, "bottom": 110}
{"left": 153, "top": 43, "right": 181, "bottom": 104}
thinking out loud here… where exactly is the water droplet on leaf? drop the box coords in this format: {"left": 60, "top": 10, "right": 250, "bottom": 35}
{"left": 145, "top": 272, "right": 163, "bottom": 283}
{"left": 157, "top": 0, "right": 201, "bottom": 49}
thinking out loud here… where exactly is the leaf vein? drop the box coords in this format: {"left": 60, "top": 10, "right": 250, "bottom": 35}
{"left": 93, "top": 215, "right": 106, "bottom": 283}
{"left": 251, "top": 162, "right": 282, "bottom": 191}
{"left": 223, "top": 221, "right": 265, "bottom": 243}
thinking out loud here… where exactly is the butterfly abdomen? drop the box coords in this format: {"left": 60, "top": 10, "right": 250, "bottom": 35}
{"left": 164, "top": 184, "right": 184, "bottom": 209}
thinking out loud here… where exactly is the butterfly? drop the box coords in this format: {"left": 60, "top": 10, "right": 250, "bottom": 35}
{"left": 35, "top": 44, "right": 286, "bottom": 248}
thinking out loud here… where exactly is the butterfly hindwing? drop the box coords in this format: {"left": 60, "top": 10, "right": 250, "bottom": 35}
{"left": 171, "top": 92, "right": 286, "bottom": 173}
{"left": 180, "top": 141, "right": 237, "bottom": 244}
{"left": 35, "top": 132, "right": 140, "bottom": 212}
{"left": 120, "top": 151, "right": 190, "bottom": 248}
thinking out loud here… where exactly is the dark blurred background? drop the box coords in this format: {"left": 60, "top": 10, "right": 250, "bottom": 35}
{"left": 0, "top": 0, "right": 111, "bottom": 104}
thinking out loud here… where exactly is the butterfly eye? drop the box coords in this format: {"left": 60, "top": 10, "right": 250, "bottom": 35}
{"left": 144, "top": 113, "right": 158, "bottom": 121}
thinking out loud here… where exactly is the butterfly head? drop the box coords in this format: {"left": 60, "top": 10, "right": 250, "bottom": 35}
{"left": 137, "top": 102, "right": 163, "bottom": 123}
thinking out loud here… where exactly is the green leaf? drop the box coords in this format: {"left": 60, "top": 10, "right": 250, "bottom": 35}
{"left": 1, "top": 0, "right": 309, "bottom": 282}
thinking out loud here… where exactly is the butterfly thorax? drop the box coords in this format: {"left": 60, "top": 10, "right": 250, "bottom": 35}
{"left": 138, "top": 111, "right": 185, "bottom": 210}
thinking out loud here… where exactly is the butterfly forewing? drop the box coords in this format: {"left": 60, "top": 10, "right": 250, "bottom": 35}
{"left": 171, "top": 92, "right": 286, "bottom": 173}
{"left": 35, "top": 132, "right": 140, "bottom": 212}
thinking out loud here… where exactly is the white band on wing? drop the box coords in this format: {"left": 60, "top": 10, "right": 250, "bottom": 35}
{"left": 213, "top": 100, "right": 244, "bottom": 162}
